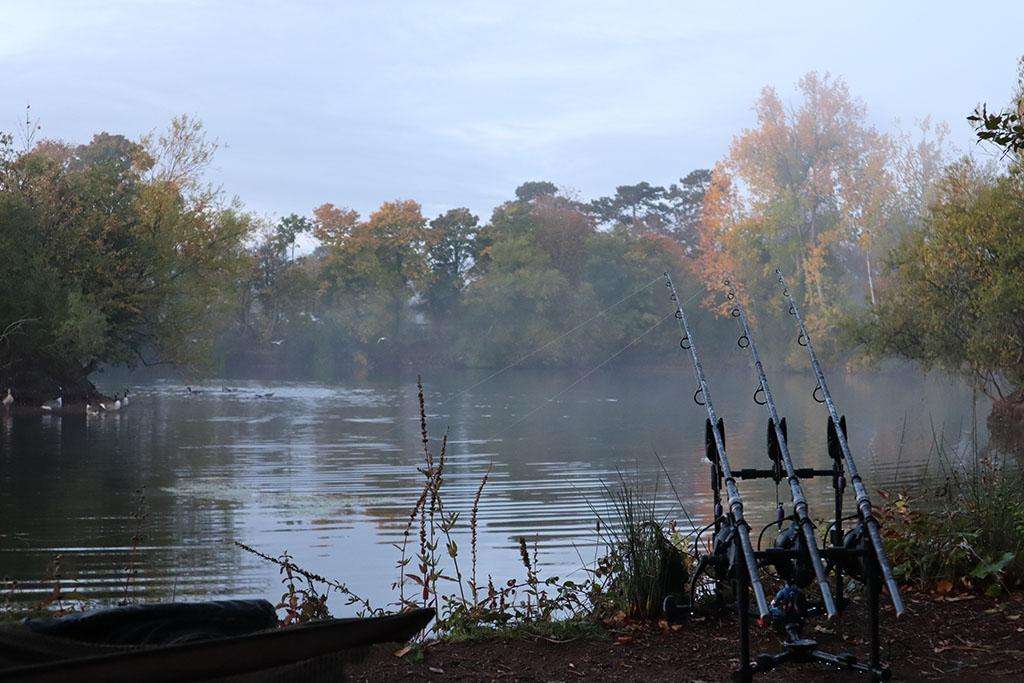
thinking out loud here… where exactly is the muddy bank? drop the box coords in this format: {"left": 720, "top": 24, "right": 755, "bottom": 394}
{"left": 347, "top": 593, "right": 1024, "bottom": 681}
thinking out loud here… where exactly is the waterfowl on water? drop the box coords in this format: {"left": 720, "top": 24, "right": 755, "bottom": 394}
{"left": 186, "top": 386, "right": 203, "bottom": 395}
{"left": 85, "top": 403, "right": 100, "bottom": 415}
{"left": 102, "top": 394, "right": 122, "bottom": 411}
{"left": 40, "top": 391, "right": 63, "bottom": 412}
{"left": 121, "top": 388, "right": 130, "bottom": 407}
{"left": 2, "top": 388, "right": 13, "bottom": 411}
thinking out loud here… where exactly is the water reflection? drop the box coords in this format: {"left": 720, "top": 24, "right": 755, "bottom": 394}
{"left": 0, "top": 367, "right": 981, "bottom": 610}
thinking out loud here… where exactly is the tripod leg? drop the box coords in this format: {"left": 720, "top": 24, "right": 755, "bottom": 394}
{"left": 735, "top": 564, "right": 752, "bottom": 681}
{"left": 867, "top": 564, "right": 881, "bottom": 674}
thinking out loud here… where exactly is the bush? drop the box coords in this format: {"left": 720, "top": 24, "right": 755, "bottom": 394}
{"left": 880, "top": 442, "right": 1024, "bottom": 596}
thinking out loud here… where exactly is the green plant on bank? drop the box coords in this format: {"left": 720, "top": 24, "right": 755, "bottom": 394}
{"left": 0, "top": 554, "right": 83, "bottom": 621}
{"left": 234, "top": 542, "right": 378, "bottom": 626}
{"left": 587, "top": 474, "right": 692, "bottom": 620}
{"left": 879, "top": 431, "right": 1024, "bottom": 596}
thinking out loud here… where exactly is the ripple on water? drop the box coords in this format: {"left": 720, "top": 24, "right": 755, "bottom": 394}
{"left": 0, "top": 370, "right": 979, "bottom": 608}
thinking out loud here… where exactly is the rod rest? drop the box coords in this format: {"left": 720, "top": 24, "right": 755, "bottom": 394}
{"left": 736, "top": 467, "right": 833, "bottom": 480}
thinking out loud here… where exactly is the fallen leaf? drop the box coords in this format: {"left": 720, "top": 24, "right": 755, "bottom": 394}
{"left": 393, "top": 645, "right": 413, "bottom": 658}
{"left": 428, "top": 666, "right": 444, "bottom": 674}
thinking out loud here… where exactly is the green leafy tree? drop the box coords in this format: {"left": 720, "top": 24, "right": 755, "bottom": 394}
{"left": 589, "top": 172, "right": 710, "bottom": 253}
{"left": 969, "top": 56, "right": 1024, "bottom": 160}
{"left": 589, "top": 182, "right": 670, "bottom": 233}
{"left": 848, "top": 159, "right": 1023, "bottom": 401}
{"left": 423, "top": 207, "right": 480, "bottom": 318}
{"left": 514, "top": 180, "right": 558, "bottom": 203}
{"left": 0, "top": 117, "right": 251, "bottom": 401}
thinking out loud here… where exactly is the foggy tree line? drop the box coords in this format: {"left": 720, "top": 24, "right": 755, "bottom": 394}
{"left": 2, "top": 67, "right": 1022, "bottom": 410}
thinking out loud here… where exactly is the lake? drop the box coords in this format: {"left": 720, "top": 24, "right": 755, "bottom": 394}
{"left": 0, "top": 365, "right": 982, "bottom": 612}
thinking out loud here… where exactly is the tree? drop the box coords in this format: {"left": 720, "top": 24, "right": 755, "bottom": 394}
{"left": 274, "top": 213, "right": 312, "bottom": 259}
{"left": 848, "top": 159, "right": 1023, "bottom": 402}
{"left": 317, "top": 199, "right": 430, "bottom": 346}
{"left": 531, "top": 195, "right": 595, "bottom": 283}
{"left": 694, "top": 73, "right": 942, "bottom": 358}
{"left": 589, "top": 182, "right": 670, "bottom": 233}
{"left": 664, "top": 169, "right": 711, "bottom": 254}
{"left": 312, "top": 203, "right": 359, "bottom": 248}
{"left": 589, "top": 172, "right": 711, "bottom": 252}
{"left": 514, "top": 180, "right": 558, "bottom": 203}
{"left": 969, "top": 56, "right": 1024, "bottom": 160}
{"left": 423, "top": 208, "right": 479, "bottom": 317}
{"left": 0, "top": 118, "right": 251, "bottom": 401}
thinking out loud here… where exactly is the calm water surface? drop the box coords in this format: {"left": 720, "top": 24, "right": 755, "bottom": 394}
{"left": 0, "top": 365, "right": 981, "bottom": 611}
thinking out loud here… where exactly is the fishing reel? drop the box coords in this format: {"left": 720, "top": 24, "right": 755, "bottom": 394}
{"left": 665, "top": 516, "right": 739, "bottom": 622}
{"left": 710, "top": 520, "right": 741, "bottom": 579}
{"left": 767, "top": 521, "right": 814, "bottom": 589}
{"left": 838, "top": 521, "right": 882, "bottom": 586}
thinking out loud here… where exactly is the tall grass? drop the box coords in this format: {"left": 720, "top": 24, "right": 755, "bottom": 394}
{"left": 587, "top": 474, "right": 691, "bottom": 619}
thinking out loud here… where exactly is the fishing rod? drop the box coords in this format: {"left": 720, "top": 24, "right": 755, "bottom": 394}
{"left": 664, "top": 271, "right": 770, "bottom": 621}
{"left": 726, "top": 285, "right": 838, "bottom": 619}
{"left": 774, "top": 268, "right": 905, "bottom": 617}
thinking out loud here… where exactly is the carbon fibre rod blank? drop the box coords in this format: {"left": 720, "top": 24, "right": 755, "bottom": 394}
{"left": 663, "top": 272, "right": 770, "bottom": 620}
{"left": 774, "top": 268, "right": 905, "bottom": 617}
{"left": 729, "top": 291, "right": 838, "bottom": 619}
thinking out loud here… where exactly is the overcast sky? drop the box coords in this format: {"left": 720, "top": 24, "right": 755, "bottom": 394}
{"left": 3, "top": 1, "right": 1022, "bottom": 222}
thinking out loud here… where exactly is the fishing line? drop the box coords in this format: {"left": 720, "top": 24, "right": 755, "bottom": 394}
{"left": 438, "top": 274, "right": 664, "bottom": 406}
{"left": 481, "top": 282, "right": 704, "bottom": 440}
{"left": 487, "top": 309, "right": 676, "bottom": 441}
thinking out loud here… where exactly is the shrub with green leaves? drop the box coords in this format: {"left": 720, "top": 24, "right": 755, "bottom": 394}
{"left": 880, "top": 457, "right": 1024, "bottom": 596}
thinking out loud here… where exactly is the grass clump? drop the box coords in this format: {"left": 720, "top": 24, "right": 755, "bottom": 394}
{"left": 590, "top": 476, "right": 691, "bottom": 620}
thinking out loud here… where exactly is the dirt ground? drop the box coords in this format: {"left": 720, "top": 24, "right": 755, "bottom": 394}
{"left": 344, "top": 592, "right": 1024, "bottom": 681}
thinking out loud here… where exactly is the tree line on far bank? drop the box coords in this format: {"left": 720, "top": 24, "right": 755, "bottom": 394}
{"left": 1, "top": 65, "right": 1021, "bottom": 432}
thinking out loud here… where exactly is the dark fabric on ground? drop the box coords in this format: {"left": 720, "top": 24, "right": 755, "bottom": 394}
{"left": 23, "top": 600, "right": 277, "bottom": 645}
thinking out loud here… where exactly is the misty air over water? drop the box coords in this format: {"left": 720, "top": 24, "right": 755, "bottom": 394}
{"left": 1, "top": 3, "right": 1023, "bottom": 681}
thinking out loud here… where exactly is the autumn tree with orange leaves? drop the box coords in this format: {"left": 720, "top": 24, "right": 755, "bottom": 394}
{"left": 314, "top": 199, "right": 432, "bottom": 345}
{"left": 696, "top": 72, "right": 948, "bottom": 359}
